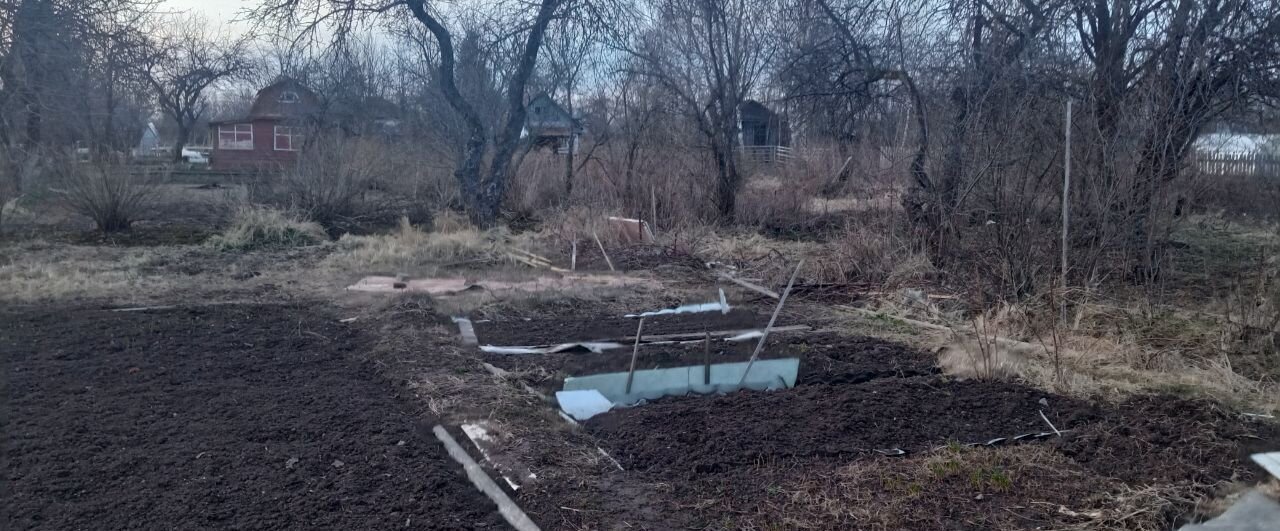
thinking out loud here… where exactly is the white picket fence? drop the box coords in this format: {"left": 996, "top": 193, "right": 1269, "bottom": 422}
{"left": 1195, "top": 152, "right": 1280, "bottom": 178}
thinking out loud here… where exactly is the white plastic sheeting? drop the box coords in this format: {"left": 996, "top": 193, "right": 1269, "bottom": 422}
{"left": 562, "top": 358, "right": 800, "bottom": 405}
{"left": 555, "top": 390, "right": 615, "bottom": 421}
{"left": 625, "top": 289, "right": 731, "bottom": 318}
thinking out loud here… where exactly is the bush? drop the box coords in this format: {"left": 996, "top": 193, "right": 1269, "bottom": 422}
{"left": 53, "top": 161, "right": 162, "bottom": 233}
{"left": 206, "top": 206, "right": 328, "bottom": 251}
{"left": 253, "top": 136, "right": 450, "bottom": 235}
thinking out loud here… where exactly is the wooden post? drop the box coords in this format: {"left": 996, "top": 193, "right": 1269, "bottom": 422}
{"left": 570, "top": 240, "right": 577, "bottom": 271}
{"left": 738, "top": 260, "right": 804, "bottom": 386}
{"left": 1060, "top": 100, "right": 1071, "bottom": 325}
{"left": 649, "top": 185, "right": 658, "bottom": 236}
{"left": 593, "top": 231, "right": 615, "bottom": 271}
{"left": 703, "top": 330, "right": 712, "bottom": 385}
{"left": 624, "top": 318, "right": 645, "bottom": 394}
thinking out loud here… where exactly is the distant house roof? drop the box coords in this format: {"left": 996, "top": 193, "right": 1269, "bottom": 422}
{"left": 739, "top": 100, "right": 776, "bottom": 123}
{"left": 247, "top": 77, "right": 320, "bottom": 121}
{"left": 525, "top": 93, "right": 582, "bottom": 136}
{"left": 1194, "top": 133, "right": 1280, "bottom": 156}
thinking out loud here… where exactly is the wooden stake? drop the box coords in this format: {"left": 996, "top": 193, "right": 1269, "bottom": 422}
{"left": 649, "top": 186, "right": 658, "bottom": 236}
{"left": 703, "top": 330, "right": 712, "bottom": 385}
{"left": 625, "top": 318, "right": 645, "bottom": 394}
{"left": 570, "top": 241, "right": 577, "bottom": 271}
{"left": 592, "top": 231, "right": 615, "bottom": 271}
{"left": 739, "top": 260, "right": 804, "bottom": 386}
{"left": 1060, "top": 99, "right": 1072, "bottom": 326}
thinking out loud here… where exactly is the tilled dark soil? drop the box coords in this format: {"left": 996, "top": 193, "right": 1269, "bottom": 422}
{"left": 582, "top": 373, "right": 1278, "bottom": 530}
{"left": 1052, "top": 394, "right": 1280, "bottom": 485}
{"left": 588, "top": 376, "right": 1103, "bottom": 474}
{"left": 1, "top": 304, "right": 503, "bottom": 530}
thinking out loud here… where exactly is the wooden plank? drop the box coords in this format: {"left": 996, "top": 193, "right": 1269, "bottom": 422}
{"left": 717, "top": 272, "right": 780, "bottom": 299}
{"left": 573, "top": 326, "right": 808, "bottom": 348}
{"left": 432, "top": 426, "right": 542, "bottom": 531}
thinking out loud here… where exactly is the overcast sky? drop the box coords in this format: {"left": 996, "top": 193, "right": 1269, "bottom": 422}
{"left": 161, "top": 0, "right": 255, "bottom": 34}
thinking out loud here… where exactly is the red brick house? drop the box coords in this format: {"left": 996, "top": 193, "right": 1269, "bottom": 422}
{"left": 209, "top": 78, "right": 319, "bottom": 172}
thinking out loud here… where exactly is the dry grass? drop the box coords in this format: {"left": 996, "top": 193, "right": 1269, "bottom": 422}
{"left": 730, "top": 445, "right": 1181, "bottom": 531}
{"left": 0, "top": 240, "right": 179, "bottom": 303}
{"left": 322, "top": 215, "right": 518, "bottom": 274}
{"left": 206, "top": 206, "right": 327, "bottom": 252}
{"left": 937, "top": 339, "right": 1031, "bottom": 380}
{"left": 688, "top": 224, "right": 933, "bottom": 288}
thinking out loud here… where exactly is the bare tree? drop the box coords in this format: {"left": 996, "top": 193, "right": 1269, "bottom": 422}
{"left": 623, "top": 0, "right": 780, "bottom": 221}
{"left": 254, "top": 0, "right": 617, "bottom": 227}
{"left": 2, "top": 0, "right": 160, "bottom": 200}
{"left": 141, "top": 15, "right": 254, "bottom": 163}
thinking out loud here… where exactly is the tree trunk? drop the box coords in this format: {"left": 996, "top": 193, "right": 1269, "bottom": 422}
{"left": 563, "top": 135, "right": 575, "bottom": 198}
{"left": 562, "top": 90, "right": 575, "bottom": 198}
{"left": 478, "top": 0, "right": 561, "bottom": 227}
{"left": 712, "top": 141, "right": 738, "bottom": 221}
{"left": 171, "top": 122, "right": 191, "bottom": 163}
{"left": 407, "top": 0, "right": 491, "bottom": 225}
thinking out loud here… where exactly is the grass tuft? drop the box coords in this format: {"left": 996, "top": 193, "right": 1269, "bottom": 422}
{"left": 206, "top": 206, "right": 328, "bottom": 252}
{"left": 323, "top": 215, "right": 512, "bottom": 273}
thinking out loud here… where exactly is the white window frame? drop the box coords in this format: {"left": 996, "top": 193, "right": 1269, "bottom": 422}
{"left": 273, "top": 126, "right": 302, "bottom": 152}
{"left": 217, "top": 124, "right": 253, "bottom": 150}
{"left": 279, "top": 91, "right": 299, "bottom": 104}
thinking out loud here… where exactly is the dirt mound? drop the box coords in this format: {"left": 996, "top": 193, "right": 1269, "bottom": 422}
{"left": 587, "top": 377, "right": 1101, "bottom": 475}
{"left": 1, "top": 304, "right": 503, "bottom": 530}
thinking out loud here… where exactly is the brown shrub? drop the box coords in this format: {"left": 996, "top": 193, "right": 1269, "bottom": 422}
{"left": 52, "top": 161, "right": 165, "bottom": 233}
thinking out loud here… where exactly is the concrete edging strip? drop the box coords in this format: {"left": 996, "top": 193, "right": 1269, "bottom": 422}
{"left": 432, "top": 425, "right": 541, "bottom": 531}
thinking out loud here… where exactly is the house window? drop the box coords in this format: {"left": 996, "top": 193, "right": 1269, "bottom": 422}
{"left": 274, "top": 126, "right": 302, "bottom": 151}
{"left": 217, "top": 124, "right": 253, "bottom": 150}
{"left": 279, "top": 91, "right": 299, "bottom": 104}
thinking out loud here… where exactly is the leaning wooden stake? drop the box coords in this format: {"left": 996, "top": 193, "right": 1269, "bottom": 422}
{"left": 738, "top": 260, "right": 805, "bottom": 386}
{"left": 592, "top": 231, "right": 615, "bottom": 271}
{"left": 625, "top": 318, "right": 645, "bottom": 394}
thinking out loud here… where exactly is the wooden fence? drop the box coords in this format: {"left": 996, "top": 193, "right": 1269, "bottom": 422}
{"left": 1195, "top": 152, "right": 1280, "bottom": 178}
{"left": 739, "top": 145, "right": 794, "bottom": 164}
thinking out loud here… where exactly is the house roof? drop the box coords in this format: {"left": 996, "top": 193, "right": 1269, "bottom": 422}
{"left": 739, "top": 100, "right": 778, "bottom": 123}
{"left": 1194, "top": 132, "right": 1280, "bottom": 156}
{"left": 248, "top": 77, "right": 320, "bottom": 120}
{"left": 526, "top": 93, "right": 582, "bottom": 133}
